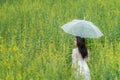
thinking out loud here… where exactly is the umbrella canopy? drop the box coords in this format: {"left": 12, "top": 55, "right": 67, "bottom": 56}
{"left": 61, "top": 19, "right": 103, "bottom": 38}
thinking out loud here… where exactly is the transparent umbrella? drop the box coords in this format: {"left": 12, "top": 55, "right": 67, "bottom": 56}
{"left": 61, "top": 19, "right": 103, "bottom": 38}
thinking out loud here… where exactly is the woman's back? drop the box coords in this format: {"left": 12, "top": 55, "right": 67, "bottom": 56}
{"left": 72, "top": 48, "right": 90, "bottom": 80}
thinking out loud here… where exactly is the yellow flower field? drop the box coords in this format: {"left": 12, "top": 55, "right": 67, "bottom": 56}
{"left": 0, "top": 0, "right": 120, "bottom": 80}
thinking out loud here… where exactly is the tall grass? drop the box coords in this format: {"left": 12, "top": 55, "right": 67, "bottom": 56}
{"left": 0, "top": 0, "right": 120, "bottom": 80}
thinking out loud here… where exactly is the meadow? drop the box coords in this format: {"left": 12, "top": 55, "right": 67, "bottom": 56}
{"left": 0, "top": 0, "right": 120, "bottom": 80}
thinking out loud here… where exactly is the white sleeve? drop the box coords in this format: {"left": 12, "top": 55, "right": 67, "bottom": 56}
{"left": 72, "top": 49, "right": 77, "bottom": 68}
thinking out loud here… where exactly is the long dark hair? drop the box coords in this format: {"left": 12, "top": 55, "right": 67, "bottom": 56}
{"left": 76, "top": 36, "right": 88, "bottom": 59}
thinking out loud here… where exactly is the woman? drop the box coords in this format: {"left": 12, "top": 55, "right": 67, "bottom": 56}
{"left": 72, "top": 36, "right": 90, "bottom": 80}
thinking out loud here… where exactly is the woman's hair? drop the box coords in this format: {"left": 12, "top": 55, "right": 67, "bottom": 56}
{"left": 76, "top": 36, "right": 88, "bottom": 59}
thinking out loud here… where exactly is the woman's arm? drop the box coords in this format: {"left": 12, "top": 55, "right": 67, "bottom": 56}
{"left": 72, "top": 49, "right": 77, "bottom": 68}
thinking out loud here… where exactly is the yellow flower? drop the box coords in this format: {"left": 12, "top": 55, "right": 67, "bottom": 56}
{"left": 12, "top": 46, "right": 18, "bottom": 51}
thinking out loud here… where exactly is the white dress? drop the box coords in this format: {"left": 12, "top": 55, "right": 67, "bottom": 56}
{"left": 72, "top": 48, "right": 90, "bottom": 80}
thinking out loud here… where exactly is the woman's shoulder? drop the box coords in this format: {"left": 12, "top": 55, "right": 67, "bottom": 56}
{"left": 72, "top": 48, "right": 79, "bottom": 55}
{"left": 72, "top": 48, "right": 78, "bottom": 52}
